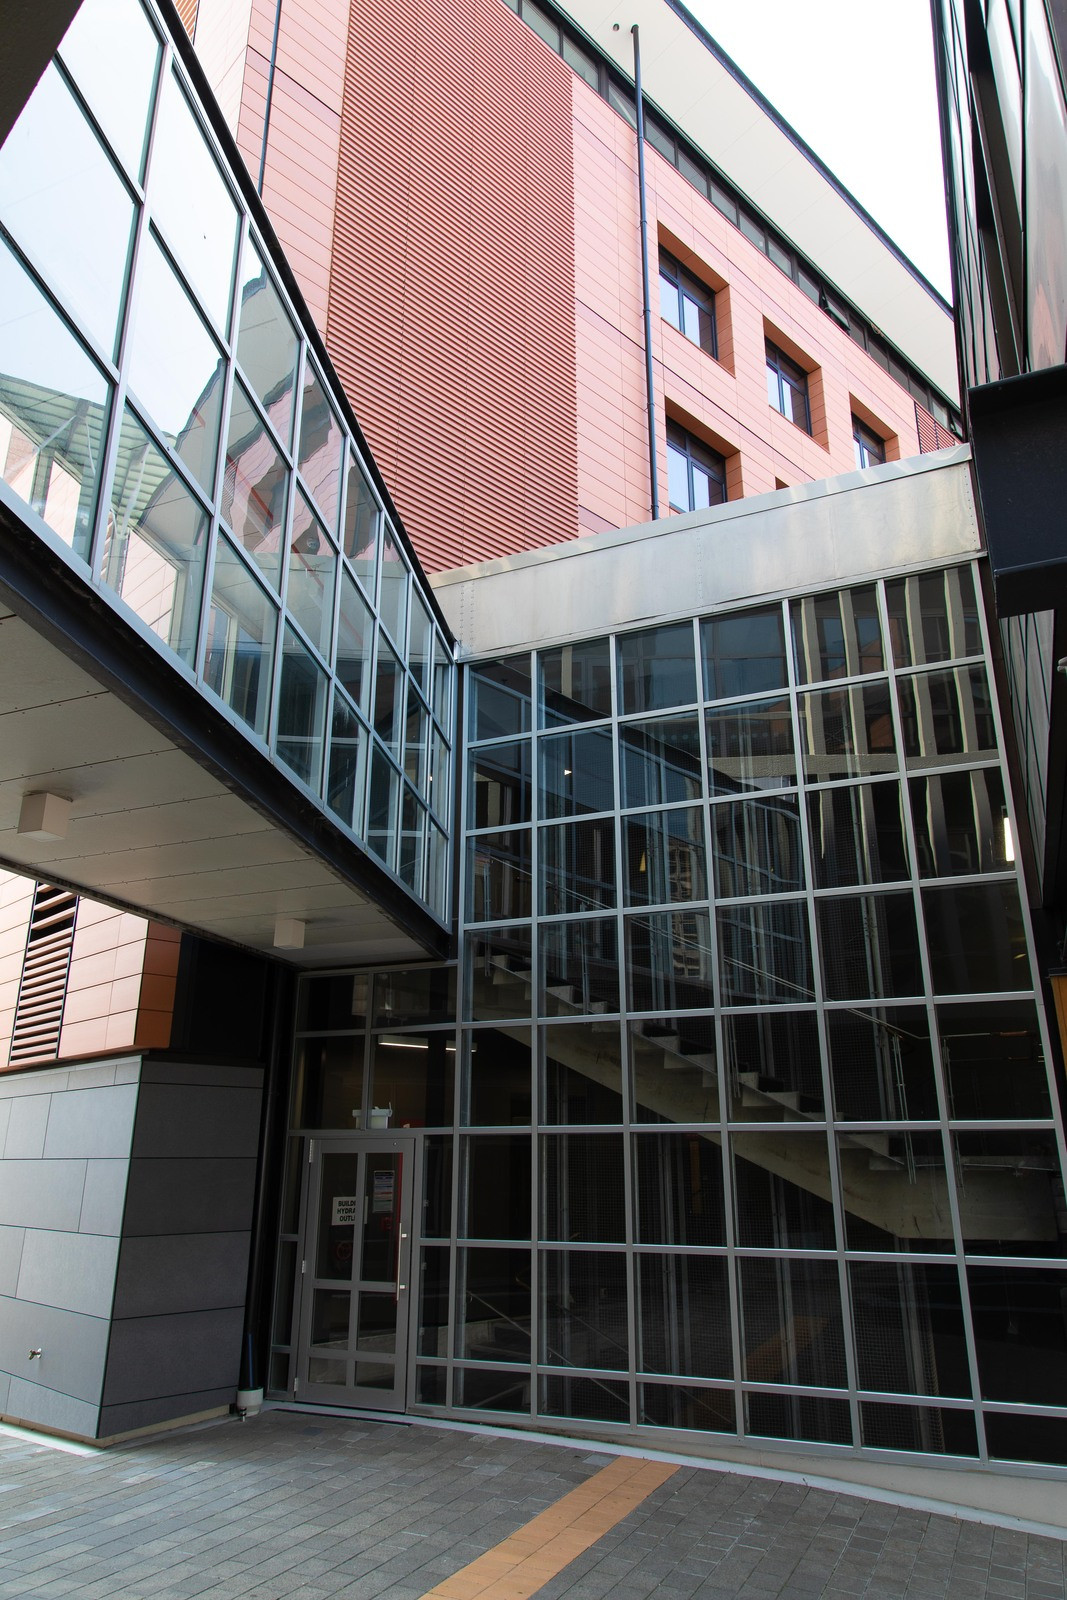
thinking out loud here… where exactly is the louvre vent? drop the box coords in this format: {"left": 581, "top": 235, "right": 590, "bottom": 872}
{"left": 9, "top": 884, "right": 79, "bottom": 1066}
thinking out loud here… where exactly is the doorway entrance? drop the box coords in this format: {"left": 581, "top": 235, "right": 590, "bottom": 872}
{"left": 296, "top": 1135, "right": 415, "bottom": 1410}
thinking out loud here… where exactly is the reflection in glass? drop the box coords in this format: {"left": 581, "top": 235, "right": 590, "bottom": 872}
{"left": 127, "top": 232, "right": 224, "bottom": 498}
{"left": 953, "top": 1132, "right": 1065, "bottom": 1257}
{"left": 404, "top": 686, "right": 428, "bottom": 791}
{"left": 938, "top": 999, "right": 1050, "bottom": 1120}
{"left": 464, "top": 1135, "right": 531, "bottom": 1238}
{"left": 460, "top": 1247, "right": 531, "bottom": 1362}
{"left": 807, "top": 782, "right": 908, "bottom": 886}
{"left": 149, "top": 68, "right": 238, "bottom": 332}
{"left": 712, "top": 796, "right": 803, "bottom": 897}
{"left": 433, "top": 632, "right": 453, "bottom": 726}
{"left": 398, "top": 785, "right": 426, "bottom": 894}
{"left": 293, "top": 1035, "right": 364, "bottom": 1127}
{"left": 617, "top": 622, "right": 697, "bottom": 713}
{"left": 885, "top": 565, "right": 981, "bottom": 668}
{"left": 372, "top": 643, "right": 404, "bottom": 754}
{"left": 540, "top": 636, "right": 612, "bottom": 724}
{"left": 326, "top": 691, "right": 367, "bottom": 830}
{"left": 204, "top": 535, "right": 276, "bottom": 735}
{"left": 740, "top": 1258, "right": 846, "bottom": 1387}
{"left": 910, "top": 768, "right": 1008, "bottom": 876}
{"left": 408, "top": 592, "right": 433, "bottom": 698}
{"left": 542, "top": 1373, "right": 629, "bottom": 1421}
{"left": 106, "top": 407, "right": 207, "bottom": 664}
{"left": 718, "top": 902, "right": 813, "bottom": 1005}
{"left": 624, "top": 808, "right": 707, "bottom": 906}
{"left": 222, "top": 378, "right": 287, "bottom": 586}
{"left": 637, "top": 1256, "right": 731, "bottom": 1380}
{"left": 58, "top": 0, "right": 160, "bottom": 182}
{"left": 277, "top": 625, "right": 327, "bottom": 790}
{"left": 542, "top": 1251, "right": 628, "bottom": 1369}
{"left": 465, "top": 926, "right": 532, "bottom": 1021}
{"left": 706, "top": 698, "right": 795, "bottom": 793}
{"left": 378, "top": 529, "right": 409, "bottom": 649}
{"left": 791, "top": 584, "right": 883, "bottom": 683}
{"left": 859, "top": 1402, "right": 978, "bottom": 1457}
{"left": 369, "top": 1032, "right": 454, "bottom": 1127}
{"left": 468, "top": 830, "right": 532, "bottom": 922}
{"left": 344, "top": 452, "right": 379, "bottom": 592}
{"left": 288, "top": 490, "right": 336, "bottom": 660}
{"left": 635, "top": 1133, "right": 724, "bottom": 1245}
{"left": 541, "top": 819, "right": 616, "bottom": 914}
{"left": 0, "top": 64, "right": 135, "bottom": 361}
{"left": 827, "top": 1006, "right": 937, "bottom": 1121}
{"left": 374, "top": 967, "right": 456, "bottom": 1027}
{"left": 638, "top": 1381, "right": 734, "bottom": 1431}
{"left": 298, "top": 360, "right": 342, "bottom": 529}
{"left": 469, "top": 656, "right": 531, "bottom": 741}
{"left": 366, "top": 747, "right": 399, "bottom": 868}
{"left": 541, "top": 918, "right": 619, "bottom": 1015}
{"left": 799, "top": 683, "right": 895, "bottom": 781}
{"left": 542, "top": 1133, "right": 624, "bottom": 1242}
{"left": 898, "top": 666, "right": 997, "bottom": 767}
{"left": 297, "top": 972, "right": 368, "bottom": 1030}
{"left": 236, "top": 238, "right": 298, "bottom": 447}
{"left": 840, "top": 1132, "right": 953, "bottom": 1253}
{"left": 627, "top": 910, "right": 713, "bottom": 1013}
{"left": 967, "top": 1267, "right": 1067, "bottom": 1408}
{"left": 466, "top": 1026, "right": 532, "bottom": 1126}
{"left": 922, "top": 882, "right": 1029, "bottom": 993}
{"left": 849, "top": 1261, "right": 971, "bottom": 1397}
{"left": 471, "top": 741, "right": 531, "bottom": 828}
{"left": 0, "top": 236, "right": 110, "bottom": 561}
{"left": 315, "top": 1151, "right": 360, "bottom": 1276}
{"left": 542, "top": 1022, "right": 622, "bottom": 1124}
{"left": 539, "top": 727, "right": 614, "bottom": 817}
{"left": 335, "top": 569, "right": 373, "bottom": 712}
{"left": 630, "top": 1016, "right": 718, "bottom": 1124}
{"left": 701, "top": 604, "right": 787, "bottom": 700}
{"left": 620, "top": 715, "right": 702, "bottom": 806}
{"left": 724, "top": 1011, "right": 823, "bottom": 1118}
{"left": 818, "top": 892, "right": 923, "bottom": 1000}
{"left": 423, "top": 1142, "right": 453, "bottom": 1240}
{"left": 733, "top": 1133, "right": 836, "bottom": 1248}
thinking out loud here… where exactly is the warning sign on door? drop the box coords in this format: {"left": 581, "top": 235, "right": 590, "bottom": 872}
{"left": 331, "top": 1195, "right": 357, "bottom": 1226}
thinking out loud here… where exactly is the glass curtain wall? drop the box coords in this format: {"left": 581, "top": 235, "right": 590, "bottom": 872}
{"left": 0, "top": 0, "right": 453, "bottom": 916}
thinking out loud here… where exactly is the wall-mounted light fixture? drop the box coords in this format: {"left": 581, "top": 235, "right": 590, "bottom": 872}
{"left": 17, "top": 792, "right": 72, "bottom": 841}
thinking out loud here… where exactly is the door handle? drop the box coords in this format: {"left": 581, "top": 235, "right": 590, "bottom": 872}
{"left": 396, "top": 1228, "right": 408, "bottom": 1298}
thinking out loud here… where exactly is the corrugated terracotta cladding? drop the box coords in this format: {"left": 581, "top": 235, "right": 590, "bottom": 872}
{"left": 327, "top": 0, "right": 579, "bottom": 571}
{"left": 175, "top": 0, "right": 201, "bottom": 38}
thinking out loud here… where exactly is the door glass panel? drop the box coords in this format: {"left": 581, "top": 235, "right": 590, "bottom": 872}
{"left": 361, "top": 1153, "right": 401, "bottom": 1282}
{"left": 311, "top": 1288, "right": 351, "bottom": 1348}
{"left": 355, "top": 1291, "right": 397, "bottom": 1353}
{"left": 355, "top": 1362, "right": 395, "bottom": 1389}
{"left": 308, "top": 1357, "right": 346, "bottom": 1384}
{"left": 315, "top": 1153, "right": 360, "bottom": 1279}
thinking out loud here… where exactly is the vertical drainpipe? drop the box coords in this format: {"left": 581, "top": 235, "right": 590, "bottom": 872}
{"left": 631, "top": 23, "right": 660, "bottom": 520}
{"left": 257, "top": 0, "right": 285, "bottom": 196}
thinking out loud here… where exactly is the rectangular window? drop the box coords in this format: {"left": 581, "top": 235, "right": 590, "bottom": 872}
{"left": 658, "top": 251, "right": 717, "bottom": 358}
{"left": 766, "top": 340, "right": 812, "bottom": 434}
{"left": 666, "top": 422, "right": 726, "bottom": 514}
{"left": 853, "top": 415, "right": 887, "bottom": 468}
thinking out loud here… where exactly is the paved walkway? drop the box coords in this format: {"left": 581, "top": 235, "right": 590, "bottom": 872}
{"left": 0, "top": 1408, "right": 1064, "bottom": 1600}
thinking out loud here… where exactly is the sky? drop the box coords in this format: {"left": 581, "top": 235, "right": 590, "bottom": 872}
{"left": 687, "top": 0, "right": 953, "bottom": 300}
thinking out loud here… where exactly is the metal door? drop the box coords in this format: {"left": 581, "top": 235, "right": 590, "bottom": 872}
{"left": 297, "top": 1135, "right": 414, "bottom": 1410}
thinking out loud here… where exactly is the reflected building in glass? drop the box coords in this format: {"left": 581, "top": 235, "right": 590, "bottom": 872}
{"left": 0, "top": 0, "right": 1065, "bottom": 1519}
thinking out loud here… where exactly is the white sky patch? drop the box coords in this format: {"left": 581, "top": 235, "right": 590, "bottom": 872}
{"left": 687, "top": 0, "right": 952, "bottom": 299}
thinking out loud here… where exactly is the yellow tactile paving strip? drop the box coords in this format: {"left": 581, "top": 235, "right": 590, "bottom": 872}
{"left": 419, "top": 1453, "right": 679, "bottom": 1600}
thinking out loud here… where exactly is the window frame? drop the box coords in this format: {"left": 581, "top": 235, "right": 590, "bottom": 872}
{"left": 658, "top": 250, "right": 718, "bottom": 360}
{"left": 666, "top": 421, "right": 727, "bottom": 514}
{"left": 766, "top": 340, "right": 812, "bottom": 436}
{"left": 852, "top": 415, "right": 887, "bottom": 469}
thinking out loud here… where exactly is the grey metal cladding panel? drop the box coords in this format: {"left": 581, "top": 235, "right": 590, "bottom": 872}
{"left": 42, "top": 1085, "right": 139, "bottom": 1160}
{"left": 102, "top": 1306, "right": 246, "bottom": 1404}
{"left": 79, "top": 1159, "right": 130, "bottom": 1237}
{"left": 15, "top": 1230, "right": 120, "bottom": 1319}
{"left": 97, "top": 1387, "right": 233, "bottom": 1439}
{"left": 131, "top": 1084, "right": 262, "bottom": 1159}
{"left": 140, "top": 1062, "right": 263, "bottom": 1090}
{"left": 4, "top": 1094, "right": 50, "bottom": 1159}
{"left": 0, "top": 1099, "right": 10, "bottom": 1149}
{"left": 112, "top": 1231, "right": 251, "bottom": 1318}
{"left": 121, "top": 1158, "right": 258, "bottom": 1235}
{"left": 4, "top": 1376, "right": 99, "bottom": 1441}
{"left": 0, "top": 1161, "right": 86, "bottom": 1230}
{"left": 0, "top": 1226, "right": 25, "bottom": 1294}
{"left": 0, "top": 1297, "right": 109, "bottom": 1400}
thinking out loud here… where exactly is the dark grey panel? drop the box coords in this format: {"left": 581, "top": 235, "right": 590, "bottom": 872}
{"left": 122, "top": 1158, "right": 257, "bottom": 1235}
{"left": 131, "top": 1084, "right": 262, "bottom": 1159}
{"left": 97, "top": 1386, "right": 234, "bottom": 1440}
{"left": 140, "top": 1062, "right": 264, "bottom": 1090}
{"left": 101, "top": 1307, "right": 245, "bottom": 1404}
{"left": 113, "top": 1231, "right": 251, "bottom": 1318}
